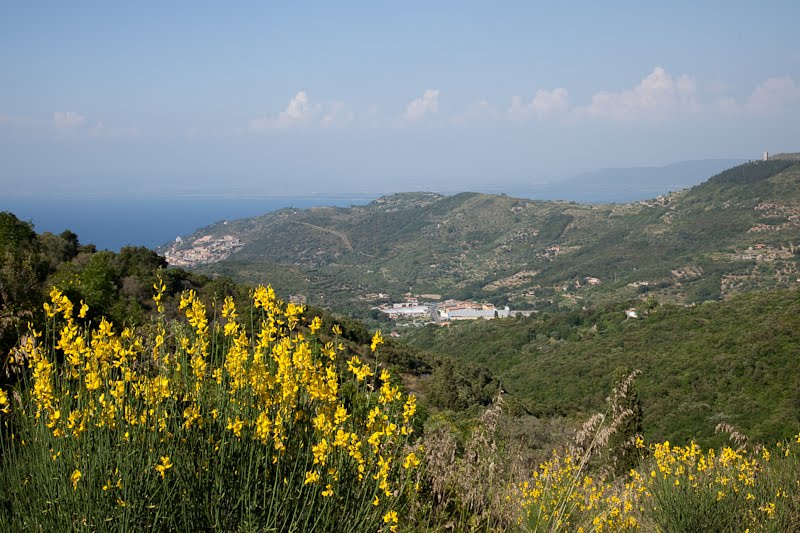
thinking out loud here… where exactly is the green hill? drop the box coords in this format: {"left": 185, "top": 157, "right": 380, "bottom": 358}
{"left": 161, "top": 160, "right": 800, "bottom": 313}
{"left": 8, "top": 202, "right": 799, "bottom": 447}
{"left": 401, "top": 288, "right": 800, "bottom": 447}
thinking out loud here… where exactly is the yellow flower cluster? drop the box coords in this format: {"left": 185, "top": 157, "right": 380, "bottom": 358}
{"left": 0, "top": 388, "right": 9, "bottom": 414}
{"left": 517, "top": 449, "right": 642, "bottom": 532}
{"left": 20, "top": 281, "right": 419, "bottom": 526}
{"left": 71, "top": 469, "right": 81, "bottom": 490}
{"left": 347, "top": 355, "right": 374, "bottom": 382}
{"left": 651, "top": 440, "right": 757, "bottom": 493}
{"left": 515, "top": 435, "right": 800, "bottom": 532}
{"left": 382, "top": 509, "right": 399, "bottom": 532}
{"left": 370, "top": 331, "right": 384, "bottom": 353}
{"left": 155, "top": 456, "right": 173, "bottom": 479}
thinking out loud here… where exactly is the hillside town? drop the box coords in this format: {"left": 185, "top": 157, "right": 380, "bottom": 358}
{"left": 163, "top": 233, "right": 243, "bottom": 267}
{"left": 373, "top": 296, "right": 534, "bottom": 325}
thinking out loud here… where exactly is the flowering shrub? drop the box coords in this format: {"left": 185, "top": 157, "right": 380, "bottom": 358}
{"left": 0, "top": 282, "right": 419, "bottom": 531}
{"left": 515, "top": 447, "right": 643, "bottom": 532}
{"left": 645, "top": 440, "right": 756, "bottom": 531}
{"left": 4, "top": 279, "right": 800, "bottom": 531}
{"left": 514, "top": 437, "right": 800, "bottom": 532}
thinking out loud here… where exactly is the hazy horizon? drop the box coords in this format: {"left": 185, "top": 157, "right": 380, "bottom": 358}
{"left": 1, "top": 156, "right": 747, "bottom": 201}
{"left": 3, "top": 157, "right": 749, "bottom": 251}
{"left": 2, "top": 2, "right": 798, "bottom": 198}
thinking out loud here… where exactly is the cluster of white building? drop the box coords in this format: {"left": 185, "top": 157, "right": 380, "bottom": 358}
{"left": 375, "top": 298, "right": 514, "bottom": 322}
{"left": 436, "top": 300, "right": 511, "bottom": 321}
{"left": 377, "top": 302, "right": 432, "bottom": 319}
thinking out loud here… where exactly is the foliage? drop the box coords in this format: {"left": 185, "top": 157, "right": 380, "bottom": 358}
{"left": 512, "top": 436, "right": 800, "bottom": 532}
{"left": 0, "top": 213, "right": 48, "bottom": 358}
{"left": 410, "top": 394, "right": 523, "bottom": 531}
{"left": 705, "top": 159, "right": 796, "bottom": 186}
{"left": 515, "top": 446, "right": 644, "bottom": 532}
{"left": 424, "top": 357, "right": 499, "bottom": 412}
{"left": 407, "top": 376, "right": 800, "bottom": 532}
{"left": 156, "top": 161, "right": 800, "bottom": 314}
{"left": 403, "top": 289, "right": 800, "bottom": 447}
{"left": 0, "top": 210, "right": 242, "bottom": 379}
{"left": 3, "top": 271, "right": 800, "bottom": 530}
{"left": 0, "top": 284, "right": 420, "bottom": 531}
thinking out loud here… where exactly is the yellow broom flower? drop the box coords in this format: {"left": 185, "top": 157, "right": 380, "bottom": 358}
{"left": 71, "top": 469, "right": 81, "bottom": 490}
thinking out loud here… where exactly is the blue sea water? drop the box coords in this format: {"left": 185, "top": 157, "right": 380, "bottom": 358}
{"left": 2, "top": 196, "right": 374, "bottom": 252}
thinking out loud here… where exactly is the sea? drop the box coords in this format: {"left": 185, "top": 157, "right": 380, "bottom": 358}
{"left": 2, "top": 196, "right": 375, "bottom": 252}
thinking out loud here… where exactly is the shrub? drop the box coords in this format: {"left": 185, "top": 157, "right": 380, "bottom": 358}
{"left": 0, "top": 282, "right": 420, "bottom": 531}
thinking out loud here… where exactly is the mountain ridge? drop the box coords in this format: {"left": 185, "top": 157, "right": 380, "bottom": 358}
{"left": 513, "top": 158, "right": 746, "bottom": 203}
{"left": 160, "top": 159, "right": 800, "bottom": 313}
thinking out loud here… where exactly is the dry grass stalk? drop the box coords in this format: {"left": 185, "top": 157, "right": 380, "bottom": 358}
{"left": 421, "top": 391, "right": 526, "bottom": 530}
{"left": 460, "top": 393, "right": 503, "bottom": 516}
{"left": 574, "top": 413, "right": 605, "bottom": 453}
{"left": 573, "top": 370, "right": 643, "bottom": 476}
{"left": 422, "top": 423, "right": 458, "bottom": 507}
{"left": 715, "top": 422, "right": 749, "bottom": 451}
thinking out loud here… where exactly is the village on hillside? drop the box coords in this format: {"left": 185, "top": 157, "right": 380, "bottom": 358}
{"left": 370, "top": 295, "right": 535, "bottom": 326}
{"left": 164, "top": 233, "right": 243, "bottom": 267}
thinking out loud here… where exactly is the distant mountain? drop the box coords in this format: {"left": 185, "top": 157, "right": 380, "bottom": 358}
{"left": 515, "top": 158, "right": 746, "bottom": 203}
{"left": 160, "top": 159, "right": 800, "bottom": 312}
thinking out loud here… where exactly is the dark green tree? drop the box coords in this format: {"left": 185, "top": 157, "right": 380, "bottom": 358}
{"left": 0, "top": 212, "right": 45, "bottom": 358}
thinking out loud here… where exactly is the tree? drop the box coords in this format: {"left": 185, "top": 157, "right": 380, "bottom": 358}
{"left": 0, "top": 212, "right": 45, "bottom": 368}
{"left": 37, "top": 231, "right": 80, "bottom": 273}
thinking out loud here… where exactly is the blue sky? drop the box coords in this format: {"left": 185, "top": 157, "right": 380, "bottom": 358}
{"left": 1, "top": 1, "right": 799, "bottom": 198}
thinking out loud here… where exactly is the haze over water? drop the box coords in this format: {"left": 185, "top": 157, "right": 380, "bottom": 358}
{"left": 5, "top": 196, "right": 372, "bottom": 251}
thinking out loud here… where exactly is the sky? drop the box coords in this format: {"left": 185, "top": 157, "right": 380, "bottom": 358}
{"left": 1, "top": 1, "right": 799, "bottom": 199}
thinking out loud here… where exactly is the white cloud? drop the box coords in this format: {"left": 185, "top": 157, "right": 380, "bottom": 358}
{"left": 576, "top": 67, "right": 698, "bottom": 121}
{"left": 746, "top": 76, "right": 800, "bottom": 114}
{"left": 27, "top": 111, "right": 138, "bottom": 138}
{"left": 403, "top": 89, "right": 439, "bottom": 121}
{"left": 282, "top": 91, "right": 314, "bottom": 122}
{"left": 53, "top": 111, "right": 87, "bottom": 129}
{"left": 248, "top": 91, "right": 321, "bottom": 131}
{"left": 51, "top": 112, "right": 141, "bottom": 138}
{"left": 531, "top": 88, "right": 570, "bottom": 117}
{"left": 508, "top": 88, "right": 569, "bottom": 121}
{"left": 235, "top": 71, "right": 800, "bottom": 136}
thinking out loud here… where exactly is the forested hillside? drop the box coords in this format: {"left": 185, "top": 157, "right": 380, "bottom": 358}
{"left": 402, "top": 288, "right": 800, "bottom": 447}
{"left": 161, "top": 159, "right": 800, "bottom": 314}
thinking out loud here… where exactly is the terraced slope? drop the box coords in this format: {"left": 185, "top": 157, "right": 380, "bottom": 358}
{"left": 160, "top": 159, "right": 800, "bottom": 312}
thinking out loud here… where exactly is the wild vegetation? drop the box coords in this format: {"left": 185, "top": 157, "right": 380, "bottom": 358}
{"left": 160, "top": 159, "right": 800, "bottom": 315}
{"left": 1, "top": 283, "right": 421, "bottom": 530}
{"left": 0, "top": 211, "right": 242, "bottom": 375}
{"left": 4, "top": 157, "right": 800, "bottom": 529}
{"left": 403, "top": 288, "right": 800, "bottom": 448}
{"left": 4, "top": 281, "right": 800, "bottom": 531}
